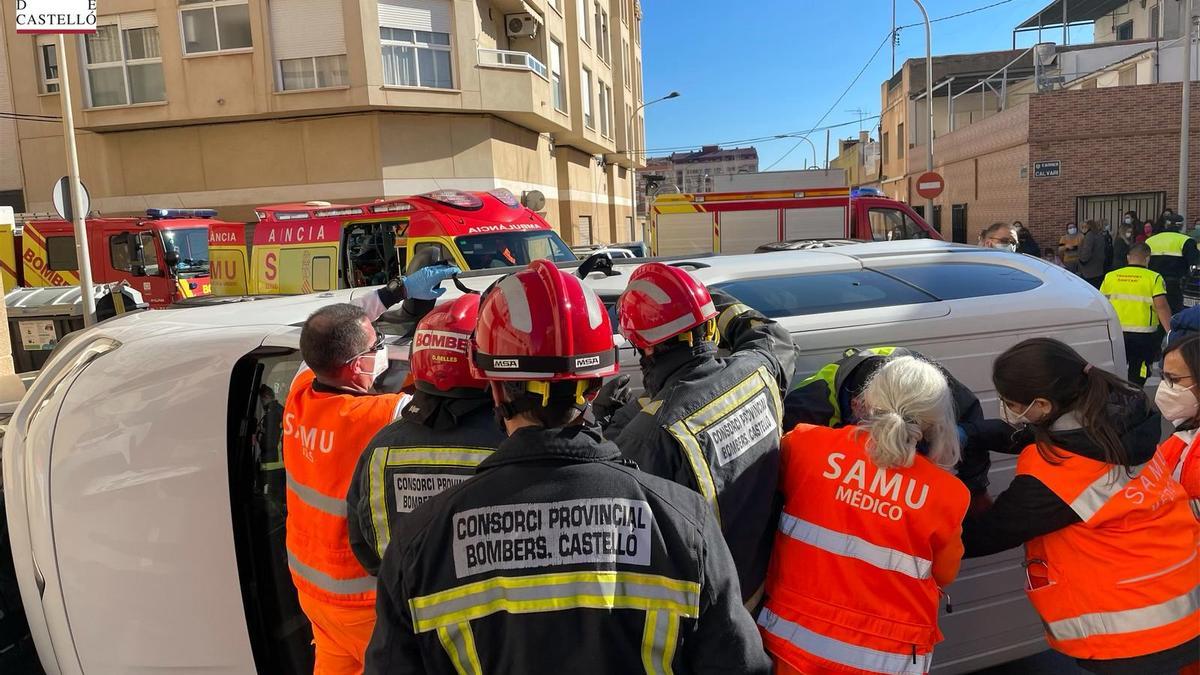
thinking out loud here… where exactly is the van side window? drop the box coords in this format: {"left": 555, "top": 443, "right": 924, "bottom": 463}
{"left": 46, "top": 236, "right": 78, "bottom": 270}
{"left": 713, "top": 270, "right": 936, "bottom": 318}
{"left": 879, "top": 263, "right": 1043, "bottom": 300}
{"left": 110, "top": 236, "right": 133, "bottom": 272}
{"left": 311, "top": 256, "right": 332, "bottom": 292}
{"left": 867, "top": 209, "right": 921, "bottom": 241}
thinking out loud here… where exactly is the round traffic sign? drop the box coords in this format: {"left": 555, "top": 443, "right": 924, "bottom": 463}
{"left": 915, "top": 172, "right": 944, "bottom": 200}
{"left": 51, "top": 176, "right": 91, "bottom": 222}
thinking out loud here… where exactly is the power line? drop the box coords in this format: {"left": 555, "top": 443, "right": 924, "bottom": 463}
{"left": 762, "top": 0, "right": 1025, "bottom": 171}
{"left": 764, "top": 32, "right": 890, "bottom": 171}
{"left": 0, "top": 111, "right": 63, "bottom": 122}
{"left": 619, "top": 114, "right": 881, "bottom": 157}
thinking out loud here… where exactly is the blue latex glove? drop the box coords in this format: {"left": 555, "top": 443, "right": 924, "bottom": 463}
{"left": 403, "top": 265, "right": 461, "bottom": 300}
{"left": 957, "top": 424, "right": 968, "bottom": 449}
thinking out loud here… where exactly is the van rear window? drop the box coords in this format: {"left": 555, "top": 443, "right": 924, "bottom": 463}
{"left": 713, "top": 270, "right": 936, "bottom": 318}
{"left": 880, "top": 263, "right": 1042, "bottom": 300}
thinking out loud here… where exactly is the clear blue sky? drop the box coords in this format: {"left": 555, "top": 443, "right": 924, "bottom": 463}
{"left": 641, "top": 0, "right": 1093, "bottom": 171}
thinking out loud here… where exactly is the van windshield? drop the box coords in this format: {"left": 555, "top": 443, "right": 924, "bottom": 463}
{"left": 163, "top": 228, "right": 210, "bottom": 277}
{"left": 455, "top": 231, "right": 575, "bottom": 269}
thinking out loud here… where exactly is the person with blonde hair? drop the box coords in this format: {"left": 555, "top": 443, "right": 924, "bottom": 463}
{"left": 759, "top": 356, "right": 969, "bottom": 675}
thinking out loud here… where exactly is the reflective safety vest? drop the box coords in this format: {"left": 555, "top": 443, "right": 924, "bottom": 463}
{"left": 1100, "top": 265, "right": 1166, "bottom": 333}
{"left": 283, "top": 370, "right": 408, "bottom": 606}
{"left": 761, "top": 424, "right": 970, "bottom": 675}
{"left": 1147, "top": 231, "right": 1190, "bottom": 258}
{"left": 1017, "top": 443, "right": 1200, "bottom": 660}
{"left": 1158, "top": 430, "right": 1200, "bottom": 519}
{"left": 793, "top": 347, "right": 906, "bottom": 427}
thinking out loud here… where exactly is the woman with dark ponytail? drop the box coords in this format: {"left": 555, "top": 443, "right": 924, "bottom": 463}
{"left": 963, "top": 338, "right": 1199, "bottom": 674}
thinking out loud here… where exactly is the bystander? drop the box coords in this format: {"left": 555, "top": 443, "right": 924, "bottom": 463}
{"left": 1058, "top": 223, "right": 1083, "bottom": 275}
{"left": 1077, "top": 220, "right": 1106, "bottom": 288}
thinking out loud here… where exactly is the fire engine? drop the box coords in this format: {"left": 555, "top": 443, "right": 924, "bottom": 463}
{"left": 649, "top": 186, "right": 942, "bottom": 256}
{"left": 208, "top": 189, "right": 576, "bottom": 296}
{"left": 0, "top": 207, "right": 227, "bottom": 308}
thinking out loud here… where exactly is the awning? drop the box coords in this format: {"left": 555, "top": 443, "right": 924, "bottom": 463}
{"left": 1016, "top": 0, "right": 1129, "bottom": 30}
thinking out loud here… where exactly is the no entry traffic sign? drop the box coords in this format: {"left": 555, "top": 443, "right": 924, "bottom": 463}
{"left": 916, "top": 172, "right": 944, "bottom": 200}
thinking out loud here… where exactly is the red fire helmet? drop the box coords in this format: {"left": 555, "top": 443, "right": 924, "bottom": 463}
{"left": 411, "top": 293, "right": 488, "bottom": 395}
{"left": 617, "top": 262, "right": 717, "bottom": 350}
{"left": 470, "top": 259, "right": 618, "bottom": 381}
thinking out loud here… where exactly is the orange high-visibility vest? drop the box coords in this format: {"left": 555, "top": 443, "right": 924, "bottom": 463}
{"left": 761, "top": 424, "right": 970, "bottom": 675}
{"left": 283, "top": 370, "right": 407, "bottom": 606}
{"left": 1159, "top": 430, "right": 1200, "bottom": 519}
{"left": 1017, "top": 443, "right": 1200, "bottom": 660}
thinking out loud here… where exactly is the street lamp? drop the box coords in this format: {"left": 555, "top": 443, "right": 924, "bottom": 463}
{"left": 778, "top": 135, "right": 819, "bottom": 170}
{"left": 913, "top": 0, "right": 935, "bottom": 222}
{"left": 629, "top": 91, "right": 680, "bottom": 240}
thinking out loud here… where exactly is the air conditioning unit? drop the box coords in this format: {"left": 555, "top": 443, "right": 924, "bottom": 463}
{"left": 506, "top": 13, "right": 538, "bottom": 38}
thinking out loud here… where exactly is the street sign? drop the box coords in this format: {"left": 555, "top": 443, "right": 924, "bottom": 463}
{"left": 915, "top": 171, "right": 944, "bottom": 199}
{"left": 1033, "top": 160, "right": 1061, "bottom": 178}
{"left": 51, "top": 176, "right": 90, "bottom": 222}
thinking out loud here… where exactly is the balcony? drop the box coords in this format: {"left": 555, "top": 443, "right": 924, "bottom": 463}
{"left": 476, "top": 48, "right": 569, "bottom": 133}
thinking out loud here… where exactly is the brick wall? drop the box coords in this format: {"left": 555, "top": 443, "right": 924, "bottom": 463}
{"left": 916, "top": 102, "right": 1030, "bottom": 240}
{"left": 1028, "top": 82, "right": 1200, "bottom": 246}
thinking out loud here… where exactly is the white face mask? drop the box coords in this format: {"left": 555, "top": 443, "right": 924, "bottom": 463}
{"left": 1123, "top": 217, "right": 1133, "bottom": 225}
{"left": 355, "top": 348, "right": 390, "bottom": 380}
{"left": 1154, "top": 380, "right": 1198, "bottom": 426}
{"left": 1001, "top": 400, "right": 1038, "bottom": 427}
{"left": 1068, "top": 227, "right": 1078, "bottom": 236}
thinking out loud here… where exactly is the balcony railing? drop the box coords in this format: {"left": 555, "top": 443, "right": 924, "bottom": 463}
{"left": 477, "top": 48, "right": 549, "bottom": 80}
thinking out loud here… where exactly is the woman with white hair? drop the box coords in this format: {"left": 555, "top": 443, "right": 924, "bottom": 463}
{"left": 758, "top": 356, "right": 969, "bottom": 675}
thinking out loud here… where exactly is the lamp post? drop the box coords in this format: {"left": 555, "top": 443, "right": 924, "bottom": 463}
{"left": 913, "top": 0, "right": 935, "bottom": 222}
{"left": 1179, "top": 0, "right": 1194, "bottom": 222}
{"left": 629, "top": 91, "right": 680, "bottom": 241}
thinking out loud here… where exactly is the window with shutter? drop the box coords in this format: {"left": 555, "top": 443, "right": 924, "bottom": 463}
{"left": 82, "top": 13, "right": 165, "bottom": 107}
{"left": 271, "top": 0, "right": 348, "bottom": 90}
{"left": 378, "top": 0, "right": 454, "bottom": 89}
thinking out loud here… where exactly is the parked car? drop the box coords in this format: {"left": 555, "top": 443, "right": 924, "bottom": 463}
{"left": 3, "top": 241, "right": 1123, "bottom": 673}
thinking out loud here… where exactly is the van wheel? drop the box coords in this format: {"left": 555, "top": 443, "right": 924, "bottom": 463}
{"left": 0, "top": 490, "right": 42, "bottom": 674}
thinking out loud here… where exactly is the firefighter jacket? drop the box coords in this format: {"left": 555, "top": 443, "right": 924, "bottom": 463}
{"left": 761, "top": 424, "right": 969, "bottom": 675}
{"left": 783, "top": 346, "right": 1010, "bottom": 495}
{"left": 347, "top": 392, "right": 505, "bottom": 576}
{"left": 364, "top": 425, "right": 772, "bottom": 675}
{"left": 963, "top": 398, "right": 1200, "bottom": 669}
{"left": 611, "top": 291, "right": 798, "bottom": 604}
{"left": 283, "top": 370, "right": 408, "bottom": 606}
{"left": 1158, "top": 429, "right": 1200, "bottom": 518}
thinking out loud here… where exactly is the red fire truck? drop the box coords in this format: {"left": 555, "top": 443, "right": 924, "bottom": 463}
{"left": 209, "top": 189, "right": 576, "bottom": 296}
{"left": 0, "top": 208, "right": 224, "bottom": 308}
{"left": 649, "top": 186, "right": 941, "bottom": 256}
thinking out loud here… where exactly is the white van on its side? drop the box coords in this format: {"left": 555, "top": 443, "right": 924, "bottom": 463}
{"left": 2, "top": 241, "right": 1123, "bottom": 674}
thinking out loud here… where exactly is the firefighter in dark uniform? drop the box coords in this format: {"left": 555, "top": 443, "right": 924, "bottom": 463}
{"left": 606, "top": 262, "right": 798, "bottom": 609}
{"left": 347, "top": 292, "right": 505, "bottom": 576}
{"left": 783, "top": 346, "right": 1014, "bottom": 502}
{"left": 365, "top": 259, "right": 771, "bottom": 675}
{"left": 1146, "top": 214, "right": 1200, "bottom": 314}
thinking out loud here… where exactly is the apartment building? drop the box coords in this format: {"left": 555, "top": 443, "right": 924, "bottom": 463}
{"left": 0, "top": 0, "right": 648, "bottom": 245}
{"left": 635, "top": 145, "right": 758, "bottom": 212}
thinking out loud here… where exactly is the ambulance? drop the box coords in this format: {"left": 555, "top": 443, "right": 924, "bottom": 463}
{"left": 649, "top": 186, "right": 942, "bottom": 256}
{"left": 0, "top": 207, "right": 225, "bottom": 308}
{"left": 208, "top": 188, "right": 576, "bottom": 296}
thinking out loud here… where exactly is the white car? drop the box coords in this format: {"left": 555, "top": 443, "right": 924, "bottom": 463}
{"left": 3, "top": 240, "right": 1124, "bottom": 674}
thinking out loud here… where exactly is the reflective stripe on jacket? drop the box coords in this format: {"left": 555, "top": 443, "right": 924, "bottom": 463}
{"left": 347, "top": 400, "right": 504, "bottom": 576}
{"left": 761, "top": 424, "right": 969, "bottom": 675}
{"left": 283, "top": 369, "right": 407, "bottom": 606}
{"left": 1017, "top": 443, "right": 1200, "bottom": 660}
{"left": 1100, "top": 265, "right": 1166, "bottom": 333}
{"left": 1157, "top": 430, "right": 1200, "bottom": 520}
{"left": 613, "top": 293, "right": 797, "bottom": 603}
{"left": 365, "top": 425, "right": 773, "bottom": 675}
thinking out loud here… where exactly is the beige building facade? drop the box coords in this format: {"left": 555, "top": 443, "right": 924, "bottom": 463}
{"left": 0, "top": 0, "right": 647, "bottom": 245}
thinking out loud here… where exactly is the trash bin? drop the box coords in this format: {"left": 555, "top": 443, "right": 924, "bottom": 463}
{"left": 5, "top": 284, "right": 147, "bottom": 374}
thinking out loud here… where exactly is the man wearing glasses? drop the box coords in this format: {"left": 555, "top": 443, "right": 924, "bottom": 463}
{"left": 978, "top": 222, "right": 1020, "bottom": 252}
{"left": 282, "top": 265, "right": 458, "bottom": 675}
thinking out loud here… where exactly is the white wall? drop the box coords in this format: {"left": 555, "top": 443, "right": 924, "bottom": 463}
{"left": 713, "top": 169, "right": 847, "bottom": 191}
